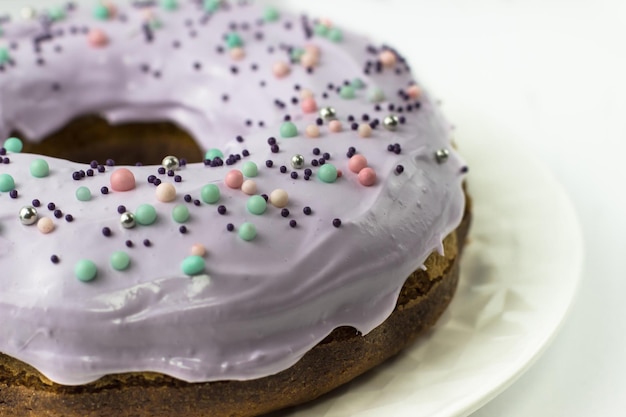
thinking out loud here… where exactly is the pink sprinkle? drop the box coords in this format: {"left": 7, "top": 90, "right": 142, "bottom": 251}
{"left": 191, "top": 244, "right": 206, "bottom": 257}
{"left": 304, "top": 44, "right": 321, "bottom": 57}
{"left": 141, "top": 8, "right": 155, "bottom": 21}
{"left": 301, "top": 97, "right": 317, "bottom": 114}
{"left": 337, "top": 169, "right": 343, "bottom": 178}
{"left": 328, "top": 120, "right": 343, "bottom": 133}
{"left": 88, "top": 29, "right": 109, "bottom": 48}
{"left": 272, "top": 61, "right": 291, "bottom": 78}
{"left": 241, "top": 179, "right": 257, "bottom": 195}
{"left": 104, "top": 1, "right": 117, "bottom": 17}
{"left": 358, "top": 167, "right": 377, "bottom": 186}
{"left": 230, "top": 47, "right": 245, "bottom": 61}
{"left": 305, "top": 124, "right": 320, "bottom": 138}
{"left": 300, "top": 89, "right": 314, "bottom": 99}
{"left": 319, "top": 18, "right": 333, "bottom": 27}
{"left": 37, "top": 217, "right": 55, "bottom": 234}
{"left": 379, "top": 50, "right": 397, "bottom": 68}
{"left": 300, "top": 52, "right": 318, "bottom": 68}
{"left": 155, "top": 183, "right": 177, "bottom": 202}
{"left": 225, "top": 170, "right": 244, "bottom": 189}
{"left": 348, "top": 155, "right": 368, "bottom": 174}
{"left": 358, "top": 124, "right": 372, "bottom": 138}
{"left": 407, "top": 85, "right": 422, "bottom": 99}
{"left": 110, "top": 168, "right": 136, "bottom": 192}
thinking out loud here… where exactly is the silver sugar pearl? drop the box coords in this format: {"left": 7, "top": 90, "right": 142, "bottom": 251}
{"left": 383, "top": 115, "right": 400, "bottom": 131}
{"left": 319, "top": 106, "right": 337, "bottom": 121}
{"left": 291, "top": 154, "right": 305, "bottom": 169}
{"left": 19, "top": 206, "right": 38, "bottom": 225}
{"left": 120, "top": 212, "right": 136, "bottom": 229}
{"left": 20, "top": 6, "right": 37, "bottom": 20}
{"left": 435, "top": 149, "right": 450, "bottom": 164}
{"left": 162, "top": 155, "right": 180, "bottom": 171}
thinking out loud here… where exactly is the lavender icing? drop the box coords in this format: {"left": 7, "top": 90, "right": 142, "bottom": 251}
{"left": 0, "top": 1, "right": 466, "bottom": 385}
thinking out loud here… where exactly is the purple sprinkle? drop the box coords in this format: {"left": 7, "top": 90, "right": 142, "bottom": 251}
{"left": 143, "top": 239, "right": 152, "bottom": 247}
{"left": 97, "top": 165, "right": 105, "bottom": 173}
{"left": 101, "top": 186, "right": 109, "bottom": 195}
{"left": 157, "top": 167, "right": 166, "bottom": 175}
{"left": 460, "top": 166, "right": 470, "bottom": 174}
{"left": 290, "top": 171, "right": 298, "bottom": 179}
{"left": 106, "top": 159, "right": 115, "bottom": 167}
{"left": 311, "top": 159, "right": 319, "bottom": 167}
{"left": 351, "top": 123, "right": 358, "bottom": 131}
{"left": 174, "top": 175, "right": 182, "bottom": 183}
{"left": 281, "top": 208, "right": 290, "bottom": 218}
{"left": 395, "top": 165, "right": 405, "bottom": 174}
{"left": 316, "top": 118, "right": 323, "bottom": 126}
{"left": 167, "top": 170, "right": 175, "bottom": 177}
{"left": 265, "top": 160, "right": 274, "bottom": 168}
{"left": 304, "top": 168, "right": 312, "bottom": 176}
{"left": 9, "top": 190, "right": 18, "bottom": 199}
{"left": 267, "top": 137, "right": 277, "bottom": 145}
{"left": 32, "top": 199, "right": 41, "bottom": 207}
{"left": 153, "top": 178, "right": 162, "bottom": 186}
{"left": 125, "top": 240, "right": 133, "bottom": 248}
{"left": 236, "top": 135, "right": 244, "bottom": 143}
{"left": 50, "top": 255, "right": 60, "bottom": 264}
{"left": 180, "top": 159, "right": 187, "bottom": 166}
{"left": 148, "top": 175, "right": 156, "bottom": 184}
{"left": 271, "top": 144, "right": 280, "bottom": 153}
{"left": 3, "top": 157, "right": 9, "bottom": 164}
{"left": 289, "top": 219, "right": 297, "bottom": 228}
{"left": 242, "top": 149, "right": 250, "bottom": 157}
{"left": 227, "top": 223, "right": 235, "bottom": 232}
{"left": 322, "top": 152, "right": 331, "bottom": 160}
{"left": 0, "top": 148, "right": 5, "bottom": 156}
{"left": 72, "top": 171, "right": 81, "bottom": 181}
{"left": 102, "top": 227, "right": 112, "bottom": 237}
{"left": 347, "top": 115, "right": 355, "bottom": 122}
{"left": 387, "top": 144, "right": 395, "bottom": 152}
{"left": 312, "top": 147, "right": 320, "bottom": 156}
{"left": 318, "top": 158, "right": 326, "bottom": 165}
{"left": 280, "top": 166, "right": 287, "bottom": 174}
{"left": 304, "top": 175, "right": 310, "bottom": 181}
{"left": 261, "top": 194, "right": 269, "bottom": 202}
{"left": 179, "top": 225, "right": 188, "bottom": 234}
{"left": 194, "top": 199, "right": 201, "bottom": 206}
{"left": 53, "top": 210, "right": 63, "bottom": 219}
{"left": 117, "top": 205, "right": 127, "bottom": 214}
{"left": 86, "top": 169, "right": 94, "bottom": 176}
{"left": 218, "top": 205, "right": 227, "bottom": 215}
{"left": 79, "top": 170, "right": 86, "bottom": 178}
{"left": 184, "top": 194, "right": 192, "bottom": 203}
{"left": 47, "top": 202, "right": 56, "bottom": 211}
{"left": 65, "top": 214, "right": 74, "bottom": 222}
{"left": 303, "top": 206, "right": 312, "bottom": 215}
{"left": 333, "top": 218, "right": 342, "bottom": 228}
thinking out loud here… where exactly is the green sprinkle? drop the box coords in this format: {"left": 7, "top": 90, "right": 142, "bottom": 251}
{"left": 318, "top": 164, "right": 338, "bottom": 183}
{"left": 368, "top": 86, "right": 386, "bottom": 103}
{"left": 150, "top": 18, "right": 163, "bottom": 29}
{"left": 314, "top": 24, "right": 329, "bottom": 37}
{"left": 203, "top": 0, "right": 221, "bottom": 12}
{"left": 0, "top": 173, "right": 15, "bottom": 192}
{"left": 246, "top": 195, "right": 267, "bottom": 215}
{"left": 75, "top": 260, "right": 97, "bottom": 282}
{"left": 205, "top": 148, "right": 224, "bottom": 160}
{"left": 340, "top": 85, "right": 356, "bottom": 99}
{"left": 30, "top": 159, "right": 50, "bottom": 178}
{"left": 135, "top": 204, "right": 157, "bottom": 226}
{"left": 49, "top": 6, "right": 66, "bottom": 21}
{"left": 280, "top": 121, "right": 298, "bottom": 138}
{"left": 200, "top": 184, "right": 220, "bottom": 204}
{"left": 290, "top": 48, "right": 305, "bottom": 62}
{"left": 4, "top": 137, "right": 23, "bottom": 153}
{"left": 172, "top": 204, "right": 190, "bottom": 223}
{"left": 181, "top": 255, "right": 205, "bottom": 276}
{"left": 328, "top": 28, "right": 343, "bottom": 43}
{"left": 263, "top": 6, "right": 280, "bottom": 22}
{"left": 225, "top": 32, "right": 243, "bottom": 49}
{"left": 351, "top": 78, "right": 365, "bottom": 89}
{"left": 0, "top": 48, "right": 10, "bottom": 65}
{"left": 238, "top": 222, "right": 257, "bottom": 241}
{"left": 93, "top": 4, "right": 109, "bottom": 20}
{"left": 110, "top": 251, "right": 131, "bottom": 271}
{"left": 161, "top": 0, "right": 178, "bottom": 10}
{"left": 241, "top": 161, "right": 258, "bottom": 178}
{"left": 75, "top": 186, "right": 92, "bottom": 202}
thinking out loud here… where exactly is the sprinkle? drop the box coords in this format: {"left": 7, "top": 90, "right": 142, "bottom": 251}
{"left": 358, "top": 167, "right": 377, "bottom": 186}
{"left": 155, "top": 182, "right": 177, "bottom": 202}
{"left": 291, "top": 154, "right": 305, "bottom": 169}
{"left": 407, "top": 85, "right": 422, "bottom": 99}
{"left": 93, "top": 4, "right": 110, "bottom": 20}
{"left": 102, "top": 227, "right": 112, "bottom": 237}
{"left": 318, "top": 164, "right": 338, "bottom": 183}
{"left": 225, "top": 169, "right": 244, "bottom": 189}
{"left": 281, "top": 208, "right": 290, "bottom": 218}
{"left": 9, "top": 190, "right": 18, "bottom": 199}
{"left": 143, "top": 239, "right": 152, "bottom": 247}
{"left": 179, "top": 225, "right": 188, "bottom": 234}
{"left": 305, "top": 124, "right": 320, "bottom": 138}
{"left": 205, "top": 148, "right": 224, "bottom": 160}
{"left": 280, "top": 121, "right": 298, "bottom": 138}
{"left": 263, "top": 6, "right": 280, "bottom": 22}
{"left": 340, "top": 85, "right": 356, "bottom": 99}
{"left": 172, "top": 204, "right": 190, "bottom": 223}
{"left": 348, "top": 155, "right": 368, "bottom": 173}
{"left": 53, "top": 209, "right": 63, "bottom": 219}
{"left": 226, "top": 223, "right": 235, "bottom": 232}
{"left": 120, "top": 212, "right": 136, "bottom": 229}
{"left": 191, "top": 244, "right": 206, "bottom": 257}
{"left": 200, "top": 184, "right": 220, "bottom": 204}
{"left": 203, "top": 0, "right": 221, "bottom": 12}
{"left": 395, "top": 165, "right": 405, "bottom": 174}
{"left": 383, "top": 115, "right": 400, "bottom": 131}
{"left": 110, "top": 251, "right": 131, "bottom": 271}
{"left": 303, "top": 206, "right": 312, "bottom": 215}
{"left": 332, "top": 218, "right": 342, "bottom": 228}
{"left": 51, "top": 255, "right": 60, "bottom": 264}
{"left": 379, "top": 50, "right": 397, "bottom": 67}
{"left": 125, "top": 240, "right": 134, "bottom": 248}
{"left": 435, "top": 149, "right": 450, "bottom": 164}
{"left": 229, "top": 47, "right": 245, "bottom": 60}
{"left": 241, "top": 179, "right": 257, "bottom": 195}
{"left": 301, "top": 97, "right": 317, "bottom": 113}
{"left": 290, "top": 171, "right": 298, "bottom": 179}
{"left": 35, "top": 217, "right": 54, "bottom": 234}
{"left": 135, "top": 204, "right": 157, "bottom": 225}
{"left": 272, "top": 61, "right": 290, "bottom": 78}
{"left": 65, "top": 214, "right": 74, "bottom": 223}
{"left": 225, "top": 32, "right": 243, "bottom": 49}
{"left": 0, "top": 173, "right": 15, "bottom": 192}
{"left": 110, "top": 168, "right": 136, "bottom": 192}
{"left": 319, "top": 107, "right": 336, "bottom": 120}
{"left": 3, "top": 137, "right": 23, "bottom": 153}
{"left": 0, "top": 48, "right": 11, "bottom": 65}
{"left": 242, "top": 161, "right": 258, "bottom": 177}
{"left": 358, "top": 123, "right": 372, "bottom": 138}
{"left": 217, "top": 205, "right": 227, "bottom": 215}
{"left": 181, "top": 255, "right": 205, "bottom": 276}
{"left": 247, "top": 195, "right": 267, "bottom": 215}
{"left": 162, "top": 155, "right": 180, "bottom": 171}
{"left": 238, "top": 222, "right": 257, "bottom": 241}
{"left": 75, "top": 259, "right": 97, "bottom": 282}
{"left": 280, "top": 165, "right": 287, "bottom": 174}
{"left": 351, "top": 78, "right": 365, "bottom": 89}
{"left": 367, "top": 87, "right": 385, "bottom": 103}
{"left": 269, "top": 189, "right": 289, "bottom": 208}
{"left": 328, "top": 28, "right": 343, "bottom": 43}
{"left": 265, "top": 160, "right": 274, "bottom": 168}
{"left": 328, "top": 120, "right": 342, "bottom": 133}
{"left": 88, "top": 29, "right": 109, "bottom": 48}
{"left": 161, "top": 0, "right": 178, "bottom": 11}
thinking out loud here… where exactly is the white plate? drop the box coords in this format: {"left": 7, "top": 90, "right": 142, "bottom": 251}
{"left": 269, "top": 119, "right": 584, "bottom": 417}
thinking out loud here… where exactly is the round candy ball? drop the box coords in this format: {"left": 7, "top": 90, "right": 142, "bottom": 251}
{"left": 135, "top": 204, "right": 157, "bottom": 225}
{"left": 201, "top": 184, "right": 220, "bottom": 204}
{"left": 225, "top": 170, "right": 244, "bottom": 189}
{"left": 247, "top": 195, "right": 267, "bottom": 215}
{"left": 358, "top": 167, "right": 377, "bottom": 186}
{"left": 30, "top": 159, "right": 50, "bottom": 178}
{"left": 75, "top": 259, "right": 97, "bottom": 282}
{"left": 318, "top": 164, "right": 338, "bottom": 183}
{"left": 37, "top": 217, "right": 55, "bottom": 234}
{"left": 110, "top": 168, "right": 136, "bottom": 192}
{"left": 241, "top": 179, "right": 257, "bottom": 195}
{"left": 348, "top": 155, "right": 368, "bottom": 174}
{"left": 3, "top": 137, "right": 23, "bottom": 153}
{"left": 269, "top": 189, "right": 289, "bottom": 208}
{"left": 181, "top": 255, "right": 205, "bottom": 276}
{"left": 110, "top": 251, "right": 131, "bottom": 271}
{"left": 238, "top": 222, "right": 257, "bottom": 241}
{"left": 155, "top": 182, "right": 176, "bottom": 202}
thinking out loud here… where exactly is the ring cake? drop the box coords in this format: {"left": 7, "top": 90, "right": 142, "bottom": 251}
{"left": 0, "top": 1, "right": 470, "bottom": 416}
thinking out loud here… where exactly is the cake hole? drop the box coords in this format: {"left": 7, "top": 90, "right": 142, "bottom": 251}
{"left": 13, "top": 115, "right": 205, "bottom": 165}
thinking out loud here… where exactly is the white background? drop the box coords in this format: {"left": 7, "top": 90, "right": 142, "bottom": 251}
{"left": 1, "top": 1, "right": 625, "bottom": 416}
